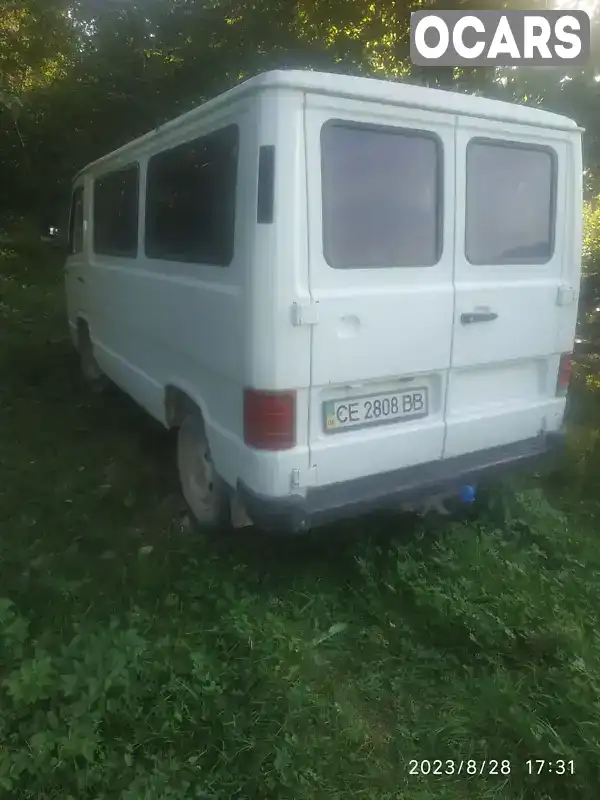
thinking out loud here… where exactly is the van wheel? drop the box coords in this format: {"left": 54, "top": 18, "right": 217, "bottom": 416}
{"left": 177, "top": 413, "right": 231, "bottom": 532}
{"left": 78, "top": 325, "right": 109, "bottom": 393}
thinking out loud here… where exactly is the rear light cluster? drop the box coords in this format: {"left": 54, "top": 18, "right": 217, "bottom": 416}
{"left": 243, "top": 389, "right": 296, "bottom": 450}
{"left": 556, "top": 352, "right": 573, "bottom": 396}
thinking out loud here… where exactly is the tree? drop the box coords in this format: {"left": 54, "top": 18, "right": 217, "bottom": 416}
{"left": 1, "top": 0, "right": 599, "bottom": 226}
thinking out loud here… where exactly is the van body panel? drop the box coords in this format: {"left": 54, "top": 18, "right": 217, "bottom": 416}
{"left": 78, "top": 105, "right": 257, "bottom": 490}
{"left": 242, "top": 87, "right": 312, "bottom": 497}
{"left": 444, "top": 119, "right": 580, "bottom": 459}
{"left": 304, "top": 93, "right": 456, "bottom": 487}
{"left": 238, "top": 431, "right": 565, "bottom": 534}
{"left": 64, "top": 175, "right": 91, "bottom": 343}
{"left": 63, "top": 70, "right": 581, "bottom": 532}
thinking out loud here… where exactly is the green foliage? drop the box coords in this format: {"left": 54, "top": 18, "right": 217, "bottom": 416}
{"left": 583, "top": 199, "right": 600, "bottom": 273}
{"left": 0, "top": 1, "right": 72, "bottom": 95}
{"left": 2, "top": 243, "right": 600, "bottom": 798}
{"left": 2, "top": 1, "right": 600, "bottom": 794}
{"left": 0, "top": 0, "right": 599, "bottom": 224}
{"left": 577, "top": 199, "right": 600, "bottom": 347}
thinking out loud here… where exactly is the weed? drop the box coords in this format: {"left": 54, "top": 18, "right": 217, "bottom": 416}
{"left": 1, "top": 243, "right": 600, "bottom": 799}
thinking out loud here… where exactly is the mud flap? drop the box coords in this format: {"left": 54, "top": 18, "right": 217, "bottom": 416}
{"left": 230, "top": 492, "right": 254, "bottom": 529}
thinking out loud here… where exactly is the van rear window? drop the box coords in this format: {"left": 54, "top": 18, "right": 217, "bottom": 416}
{"left": 466, "top": 140, "right": 555, "bottom": 265}
{"left": 321, "top": 121, "right": 442, "bottom": 269}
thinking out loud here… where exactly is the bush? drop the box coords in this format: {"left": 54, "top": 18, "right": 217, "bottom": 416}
{"left": 577, "top": 199, "right": 600, "bottom": 346}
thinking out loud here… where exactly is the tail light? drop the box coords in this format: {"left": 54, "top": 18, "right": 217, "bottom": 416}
{"left": 243, "top": 389, "right": 296, "bottom": 450}
{"left": 557, "top": 352, "right": 573, "bottom": 395}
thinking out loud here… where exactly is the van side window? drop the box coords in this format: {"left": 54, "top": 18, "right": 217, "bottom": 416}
{"left": 93, "top": 165, "right": 139, "bottom": 258}
{"left": 68, "top": 186, "right": 84, "bottom": 255}
{"left": 145, "top": 124, "right": 239, "bottom": 266}
{"left": 466, "top": 140, "right": 555, "bottom": 264}
{"left": 321, "top": 121, "right": 442, "bottom": 269}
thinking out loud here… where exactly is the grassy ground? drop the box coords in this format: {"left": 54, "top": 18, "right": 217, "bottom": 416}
{"left": 2, "top": 241, "right": 600, "bottom": 800}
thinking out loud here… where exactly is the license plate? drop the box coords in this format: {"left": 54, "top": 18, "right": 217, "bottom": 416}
{"left": 324, "top": 388, "right": 428, "bottom": 432}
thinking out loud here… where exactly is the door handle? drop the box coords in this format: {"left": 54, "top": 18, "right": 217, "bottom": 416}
{"left": 76, "top": 276, "right": 85, "bottom": 284}
{"left": 460, "top": 311, "right": 498, "bottom": 325}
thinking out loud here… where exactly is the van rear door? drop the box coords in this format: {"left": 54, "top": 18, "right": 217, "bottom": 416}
{"left": 304, "top": 95, "right": 455, "bottom": 488}
{"left": 445, "top": 119, "right": 579, "bottom": 458}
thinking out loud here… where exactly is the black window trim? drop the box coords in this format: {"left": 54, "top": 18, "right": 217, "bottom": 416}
{"left": 320, "top": 118, "right": 445, "bottom": 270}
{"left": 143, "top": 122, "right": 240, "bottom": 267}
{"left": 92, "top": 161, "right": 140, "bottom": 259}
{"left": 257, "top": 144, "right": 275, "bottom": 224}
{"left": 68, "top": 184, "right": 85, "bottom": 256}
{"left": 465, "top": 136, "right": 558, "bottom": 266}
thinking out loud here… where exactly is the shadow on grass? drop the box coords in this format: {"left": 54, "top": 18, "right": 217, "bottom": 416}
{"left": 4, "top": 280, "right": 584, "bottom": 621}
{"left": 544, "top": 364, "right": 600, "bottom": 508}
{"left": 1, "top": 333, "right": 431, "bottom": 616}
{"left": 5, "top": 247, "right": 600, "bottom": 800}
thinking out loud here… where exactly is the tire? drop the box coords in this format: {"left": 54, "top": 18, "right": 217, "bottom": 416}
{"left": 177, "top": 413, "right": 231, "bottom": 532}
{"left": 78, "top": 325, "right": 110, "bottom": 393}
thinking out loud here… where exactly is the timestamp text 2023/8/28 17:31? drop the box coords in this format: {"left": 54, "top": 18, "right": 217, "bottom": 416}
{"left": 408, "top": 759, "right": 575, "bottom": 776}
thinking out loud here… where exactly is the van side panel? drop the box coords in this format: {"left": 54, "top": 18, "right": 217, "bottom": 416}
{"left": 238, "top": 87, "right": 313, "bottom": 498}
{"left": 65, "top": 174, "right": 92, "bottom": 343}
{"left": 88, "top": 102, "right": 257, "bottom": 491}
{"left": 557, "top": 134, "right": 583, "bottom": 366}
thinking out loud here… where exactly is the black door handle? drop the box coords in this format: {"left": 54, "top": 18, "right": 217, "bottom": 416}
{"left": 461, "top": 311, "right": 498, "bottom": 325}
{"left": 76, "top": 276, "right": 85, "bottom": 284}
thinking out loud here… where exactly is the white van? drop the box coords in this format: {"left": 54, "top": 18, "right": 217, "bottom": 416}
{"left": 64, "top": 70, "right": 581, "bottom": 534}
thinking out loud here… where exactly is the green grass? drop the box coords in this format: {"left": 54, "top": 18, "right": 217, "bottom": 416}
{"left": 2, "top": 241, "right": 600, "bottom": 800}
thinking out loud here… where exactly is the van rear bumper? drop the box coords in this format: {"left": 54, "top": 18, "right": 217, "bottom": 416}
{"left": 238, "top": 431, "right": 565, "bottom": 534}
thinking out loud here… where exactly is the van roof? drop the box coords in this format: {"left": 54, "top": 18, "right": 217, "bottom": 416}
{"left": 76, "top": 69, "right": 580, "bottom": 179}
{"left": 260, "top": 69, "right": 579, "bottom": 129}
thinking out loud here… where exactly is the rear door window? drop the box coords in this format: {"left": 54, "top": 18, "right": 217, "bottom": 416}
{"left": 466, "top": 140, "right": 556, "bottom": 265}
{"left": 321, "top": 121, "right": 442, "bottom": 269}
